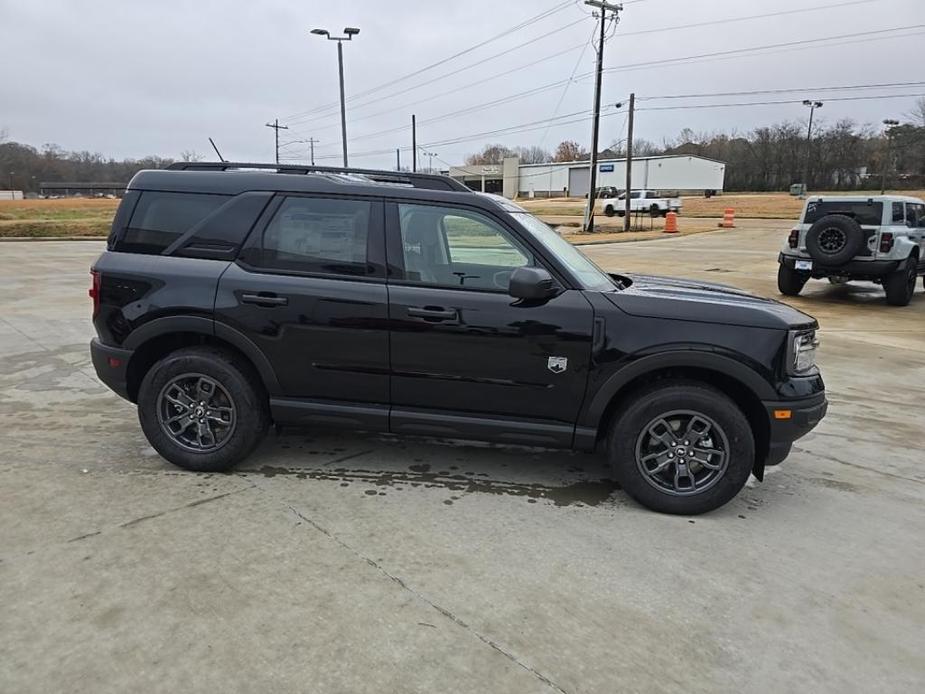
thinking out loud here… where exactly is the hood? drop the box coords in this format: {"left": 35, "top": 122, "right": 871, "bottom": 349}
{"left": 606, "top": 273, "right": 817, "bottom": 330}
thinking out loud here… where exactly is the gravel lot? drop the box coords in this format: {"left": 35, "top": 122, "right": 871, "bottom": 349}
{"left": 2, "top": 227, "right": 923, "bottom": 693}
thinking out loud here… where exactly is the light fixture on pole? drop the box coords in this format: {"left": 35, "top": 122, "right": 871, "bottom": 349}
{"left": 801, "top": 100, "right": 823, "bottom": 195}
{"left": 311, "top": 26, "right": 360, "bottom": 168}
{"left": 881, "top": 118, "right": 899, "bottom": 194}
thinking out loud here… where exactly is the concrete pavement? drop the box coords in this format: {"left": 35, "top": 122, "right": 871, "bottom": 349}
{"left": 1, "top": 231, "right": 923, "bottom": 693}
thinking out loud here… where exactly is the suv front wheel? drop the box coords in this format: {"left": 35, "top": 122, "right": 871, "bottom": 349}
{"left": 608, "top": 382, "right": 754, "bottom": 515}
{"left": 138, "top": 346, "right": 269, "bottom": 472}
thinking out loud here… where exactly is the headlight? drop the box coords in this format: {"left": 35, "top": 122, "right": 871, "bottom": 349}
{"left": 788, "top": 329, "right": 819, "bottom": 375}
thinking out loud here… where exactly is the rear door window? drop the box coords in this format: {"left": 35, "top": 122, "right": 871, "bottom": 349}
{"left": 804, "top": 201, "right": 883, "bottom": 226}
{"left": 118, "top": 191, "right": 228, "bottom": 254}
{"left": 891, "top": 202, "right": 905, "bottom": 224}
{"left": 244, "top": 196, "right": 374, "bottom": 277}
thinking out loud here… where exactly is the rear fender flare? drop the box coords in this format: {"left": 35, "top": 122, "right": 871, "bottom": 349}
{"left": 124, "top": 316, "right": 282, "bottom": 395}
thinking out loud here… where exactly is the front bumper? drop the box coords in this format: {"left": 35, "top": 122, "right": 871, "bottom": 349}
{"left": 778, "top": 252, "right": 900, "bottom": 278}
{"left": 761, "top": 391, "right": 828, "bottom": 466}
{"left": 90, "top": 338, "right": 134, "bottom": 401}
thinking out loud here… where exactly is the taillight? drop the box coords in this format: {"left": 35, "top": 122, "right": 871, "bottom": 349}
{"left": 879, "top": 232, "right": 894, "bottom": 254}
{"left": 788, "top": 229, "right": 799, "bottom": 249}
{"left": 89, "top": 270, "right": 101, "bottom": 318}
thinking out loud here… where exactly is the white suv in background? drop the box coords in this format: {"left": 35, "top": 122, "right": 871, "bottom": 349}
{"left": 778, "top": 195, "right": 925, "bottom": 306}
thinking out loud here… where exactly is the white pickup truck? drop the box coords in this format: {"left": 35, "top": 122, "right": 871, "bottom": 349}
{"left": 601, "top": 190, "right": 682, "bottom": 217}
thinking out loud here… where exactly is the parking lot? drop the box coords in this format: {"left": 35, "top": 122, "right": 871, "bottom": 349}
{"left": 2, "top": 224, "right": 923, "bottom": 693}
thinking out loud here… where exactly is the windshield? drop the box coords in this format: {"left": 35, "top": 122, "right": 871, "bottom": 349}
{"left": 512, "top": 212, "right": 615, "bottom": 291}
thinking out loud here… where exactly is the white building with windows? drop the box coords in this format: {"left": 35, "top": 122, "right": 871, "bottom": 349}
{"left": 448, "top": 154, "right": 726, "bottom": 199}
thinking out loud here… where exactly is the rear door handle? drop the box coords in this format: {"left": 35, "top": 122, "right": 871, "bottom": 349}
{"left": 407, "top": 306, "right": 457, "bottom": 320}
{"left": 241, "top": 292, "right": 289, "bottom": 307}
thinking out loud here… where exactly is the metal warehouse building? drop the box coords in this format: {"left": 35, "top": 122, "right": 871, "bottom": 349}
{"left": 449, "top": 154, "right": 726, "bottom": 199}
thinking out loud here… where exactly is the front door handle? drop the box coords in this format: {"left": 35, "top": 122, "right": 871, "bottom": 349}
{"left": 407, "top": 306, "right": 457, "bottom": 320}
{"left": 241, "top": 292, "right": 289, "bottom": 307}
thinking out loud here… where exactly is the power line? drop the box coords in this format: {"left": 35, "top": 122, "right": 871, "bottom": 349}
{"left": 295, "top": 87, "right": 925, "bottom": 164}
{"left": 286, "top": 17, "right": 589, "bottom": 128}
{"left": 283, "top": 0, "right": 578, "bottom": 121}
{"left": 603, "top": 24, "right": 925, "bottom": 75}
{"left": 284, "top": 0, "right": 880, "bottom": 129}
{"left": 638, "top": 81, "right": 925, "bottom": 101}
{"left": 635, "top": 92, "right": 925, "bottom": 112}
{"left": 618, "top": 0, "right": 878, "bottom": 39}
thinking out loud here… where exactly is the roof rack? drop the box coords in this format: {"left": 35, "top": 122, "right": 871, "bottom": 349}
{"left": 165, "top": 161, "right": 470, "bottom": 192}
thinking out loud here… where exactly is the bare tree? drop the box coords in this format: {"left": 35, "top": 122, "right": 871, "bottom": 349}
{"left": 179, "top": 150, "right": 204, "bottom": 162}
{"left": 904, "top": 97, "right": 925, "bottom": 127}
{"left": 464, "top": 143, "right": 515, "bottom": 165}
{"left": 552, "top": 140, "right": 587, "bottom": 162}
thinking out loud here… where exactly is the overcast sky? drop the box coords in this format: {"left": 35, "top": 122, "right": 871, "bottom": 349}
{"left": 2, "top": 0, "right": 923, "bottom": 168}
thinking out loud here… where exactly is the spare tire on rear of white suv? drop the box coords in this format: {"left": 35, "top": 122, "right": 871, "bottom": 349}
{"left": 805, "top": 214, "right": 865, "bottom": 266}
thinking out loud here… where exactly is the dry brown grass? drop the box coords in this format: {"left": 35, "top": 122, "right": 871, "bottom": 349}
{"left": 0, "top": 198, "right": 118, "bottom": 237}
{"left": 520, "top": 190, "right": 925, "bottom": 221}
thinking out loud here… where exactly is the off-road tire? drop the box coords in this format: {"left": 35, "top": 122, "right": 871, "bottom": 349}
{"left": 138, "top": 346, "right": 269, "bottom": 472}
{"left": 607, "top": 381, "right": 755, "bottom": 515}
{"left": 884, "top": 256, "right": 918, "bottom": 306}
{"left": 778, "top": 263, "right": 808, "bottom": 296}
{"left": 805, "top": 214, "right": 864, "bottom": 266}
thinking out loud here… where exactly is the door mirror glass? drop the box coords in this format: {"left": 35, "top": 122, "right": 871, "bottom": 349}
{"left": 508, "top": 266, "right": 557, "bottom": 300}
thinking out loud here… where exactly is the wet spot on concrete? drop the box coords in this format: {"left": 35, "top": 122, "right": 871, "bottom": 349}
{"left": 243, "top": 463, "right": 620, "bottom": 507}
{"left": 808, "top": 477, "right": 860, "bottom": 494}
{"left": 443, "top": 499, "right": 453, "bottom": 505}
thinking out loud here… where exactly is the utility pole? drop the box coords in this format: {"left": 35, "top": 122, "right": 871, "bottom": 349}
{"left": 306, "top": 137, "right": 319, "bottom": 166}
{"left": 265, "top": 119, "right": 289, "bottom": 165}
{"left": 582, "top": 0, "right": 622, "bottom": 233}
{"left": 421, "top": 150, "right": 437, "bottom": 173}
{"left": 411, "top": 114, "right": 417, "bottom": 172}
{"left": 396, "top": 148, "right": 401, "bottom": 171}
{"left": 623, "top": 93, "right": 635, "bottom": 231}
{"left": 881, "top": 118, "right": 899, "bottom": 194}
{"left": 801, "top": 100, "right": 823, "bottom": 195}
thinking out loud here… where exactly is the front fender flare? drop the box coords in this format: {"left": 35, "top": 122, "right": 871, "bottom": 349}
{"left": 579, "top": 350, "right": 776, "bottom": 434}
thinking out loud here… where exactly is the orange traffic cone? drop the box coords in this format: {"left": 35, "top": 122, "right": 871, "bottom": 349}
{"left": 719, "top": 208, "right": 735, "bottom": 228}
{"left": 663, "top": 211, "right": 679, "bottom": 233}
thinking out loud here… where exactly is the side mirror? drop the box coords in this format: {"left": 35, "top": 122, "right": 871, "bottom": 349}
{"left": 509, "top": 266, "right": 558, "bottom": 300}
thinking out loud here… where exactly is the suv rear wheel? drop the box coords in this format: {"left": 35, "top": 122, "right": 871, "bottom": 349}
{"left": 777, "top": 263, "right": 808, "bottom": 296}
{"left": 138, "top": 346, "right": 269, "bottom": 472}
{"left": 608, "top": 382, "right": 754, "bottom": 515}
{"left": 884, "top": 256, "right": 918, "bottom": 306}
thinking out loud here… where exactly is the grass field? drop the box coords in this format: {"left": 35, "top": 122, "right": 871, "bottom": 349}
{"left": 4, "top": 190, "right": 925, "bottom": 239}
{"left": 0, "top": 199, "right": 117, "bottom": 237}
{"left": 520, "top": 190, "right": 925, "bottom": 220}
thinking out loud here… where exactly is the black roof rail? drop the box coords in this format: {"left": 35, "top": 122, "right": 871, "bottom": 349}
{"left": 165, "top": 161, "right": 470, "bottom": 192}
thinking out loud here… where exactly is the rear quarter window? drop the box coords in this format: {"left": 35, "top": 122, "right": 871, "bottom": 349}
{"left": 803, "top": 200, "right": 883, "bottom": 226}
{"left": 116, "top": 191, "right": 228, "bottom": 254}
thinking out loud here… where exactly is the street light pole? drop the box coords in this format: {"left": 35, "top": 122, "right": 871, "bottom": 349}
{"left": 881, "top": 118, "right": 899, "bottom": 195}
{"left": 311, "top": 26, "right": 360, "bottom": 168}
{"left": 801, "top": 100, "right": 822, "bottom": 195}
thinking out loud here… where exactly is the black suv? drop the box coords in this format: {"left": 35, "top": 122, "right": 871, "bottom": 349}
{"left": 90, "top": 162, "right": 827, "bottom": 514}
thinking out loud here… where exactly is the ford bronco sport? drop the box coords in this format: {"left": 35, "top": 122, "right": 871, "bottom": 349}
{"left": 778, "top": 195, "right": 925, "bottom": 306}
{"left": 90, "top": 162, "right": 827, "bottom": 515}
